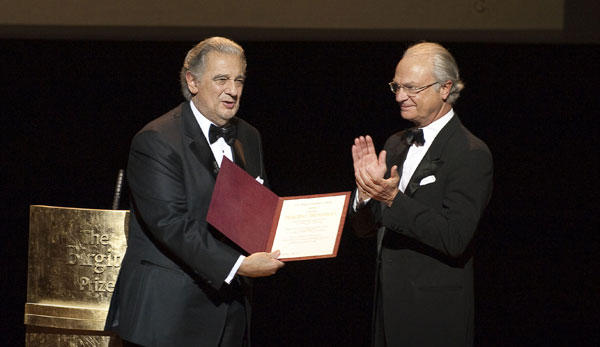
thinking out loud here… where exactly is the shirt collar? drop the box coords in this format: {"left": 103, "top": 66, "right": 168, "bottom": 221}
{"left": 420, "top": 109, "right": 454, "bottom": 145}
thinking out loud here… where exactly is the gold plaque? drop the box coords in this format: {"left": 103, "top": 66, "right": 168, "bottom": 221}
{"left": 25, "top": 205, "right": 129, "bottom": 345}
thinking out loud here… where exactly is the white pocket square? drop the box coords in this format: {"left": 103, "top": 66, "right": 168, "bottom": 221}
{"left": 419, "top": 175, "right": 436, "bottom": 186}
{"left": 255, "top": 176, "right": 264, "bottom": 185}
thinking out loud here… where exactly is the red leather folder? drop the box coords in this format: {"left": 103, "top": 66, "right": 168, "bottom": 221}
{"left": 207, "top": 157, "right": 350, "bottom": 261}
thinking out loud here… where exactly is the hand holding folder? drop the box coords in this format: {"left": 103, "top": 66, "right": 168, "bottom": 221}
{"left": 207, "top": 158, "right": 350, "bottom": 261}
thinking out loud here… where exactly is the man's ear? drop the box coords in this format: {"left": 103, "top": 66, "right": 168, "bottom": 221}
{"left": 440, "top": 80, "right": 452, "bottom": 101}
{"left": 185, "top": 71, "right": 198, "bottom": 94}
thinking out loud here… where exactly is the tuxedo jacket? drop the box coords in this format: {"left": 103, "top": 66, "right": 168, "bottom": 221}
{"left": 351, "top": 115, "right": 493, "bottom": 347}
{"left": 105, "top": 102, "right": 267, "bottom": 346}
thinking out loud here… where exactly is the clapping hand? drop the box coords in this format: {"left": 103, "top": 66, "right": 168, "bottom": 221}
{"left": 351, "top": 135, "right": 400, "bottom": 207}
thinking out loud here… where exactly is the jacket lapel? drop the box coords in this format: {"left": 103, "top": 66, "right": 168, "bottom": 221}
{"left": 182, "top": 102, "right": 220, "bottom": 179}
{"left": 228, "top": 118, "right": 248, "bottom": 172}
{"left": 232, "top": 139, "right": 247, "bottom": 171}
{"left": 404, "top": 115, "right": 461, "bottom": 196}
{"left": 405, "top": 152, "right": 443, "bottom": 196}
{"left": 386, "top": 141, "right": 410, "bottom": 180}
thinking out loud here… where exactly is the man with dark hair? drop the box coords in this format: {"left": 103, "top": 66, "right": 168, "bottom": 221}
{"left": 351, "top": 42, "right": 493, "bottom": 347}
{"left": 105, "top": 37, "right": 284, "bottom": 346}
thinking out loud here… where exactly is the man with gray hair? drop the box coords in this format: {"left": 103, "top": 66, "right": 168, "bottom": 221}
{"left": 350, "top": 42, "right": 493, "bottom": 346}
{"left": 105, "top": 37, "right": 284, "bottom": 346}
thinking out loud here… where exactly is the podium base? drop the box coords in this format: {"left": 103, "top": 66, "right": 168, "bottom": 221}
{"left": 26, "top": 325, "right": 122, "bottom": 347}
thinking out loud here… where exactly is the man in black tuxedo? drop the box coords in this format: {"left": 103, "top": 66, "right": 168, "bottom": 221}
{"left": 105, "top": 37, "right": 284, "bottom": 346}
{"left": 351, "top": 42, "right": 493, "bottom": 347}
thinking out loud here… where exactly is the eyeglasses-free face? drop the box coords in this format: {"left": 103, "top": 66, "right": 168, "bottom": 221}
{"left": 186, "top": 52, "right": 246, "bottom": 126}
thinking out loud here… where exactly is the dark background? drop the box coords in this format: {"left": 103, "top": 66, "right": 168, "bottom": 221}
{"left": 1, "top": 40, "right": 598, "bottom": 346}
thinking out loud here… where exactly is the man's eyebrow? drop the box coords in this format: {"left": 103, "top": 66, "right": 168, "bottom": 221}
{"left": 212, "top": 74, "right": 246, "bottom": 80}
{"left": 396, "top": 80, "right": 419, "bottom": 86}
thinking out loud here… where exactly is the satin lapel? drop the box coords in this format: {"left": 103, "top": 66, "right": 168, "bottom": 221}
{"left": 380, "top": 136, "right": 410, "bottom": 216}
{"left": 229, "top": 119, "right": 248, "bottom": 172}
{"left": 232, "top": 139, "right": 247, "bottom": 172}
{"left": 182, "top": 102, "right": 220, "bottom": 178}
{"left": 404, "top": 115, "right": 461, "bottom": 196}
{"left": 378, "top": 133, "right": 411, "bottom": 245}
{"left": 405, "top": 151, "right": 442, "bottom": 196}
{"left": 385, "top": 140, "right": 410, "bottom": 179}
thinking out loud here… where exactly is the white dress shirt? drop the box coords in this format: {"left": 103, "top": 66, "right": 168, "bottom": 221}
{"left": 190, "top": 101, "right": 244, "bottom": 284}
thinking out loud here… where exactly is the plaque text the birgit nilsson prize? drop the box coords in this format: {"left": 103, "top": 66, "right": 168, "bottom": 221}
{"left": 66, "top": 227, "right": 122, "bottom": 293}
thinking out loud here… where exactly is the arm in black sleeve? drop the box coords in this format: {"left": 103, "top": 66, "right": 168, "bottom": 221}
{"left": 127, "top": 131, "right": 240, "bottom": 288}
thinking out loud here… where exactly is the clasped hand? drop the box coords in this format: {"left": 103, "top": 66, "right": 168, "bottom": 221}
{"left": 352, "top": 135, "right": 400, "bottom": 207}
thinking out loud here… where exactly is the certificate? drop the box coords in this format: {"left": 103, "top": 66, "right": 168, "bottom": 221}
{"left": 207, "top": 158, "right": 350, "bottom": 261}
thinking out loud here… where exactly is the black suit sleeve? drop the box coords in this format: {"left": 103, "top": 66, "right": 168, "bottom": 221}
{"left": 127, "top": 130, "right": 240, "bottom": 288}
{"left": 382, "top": 145, "right": 493, "bottom": 257}
{"left": 348, "top": 189, "right": 381, "bottom": 238}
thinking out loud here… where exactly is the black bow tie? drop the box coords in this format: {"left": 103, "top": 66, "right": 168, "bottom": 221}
{"left": 402, "top": 128, "right": 425, "bottom": 146}
{"left": 209, "top": 123, "right": 236, "bottom": 146}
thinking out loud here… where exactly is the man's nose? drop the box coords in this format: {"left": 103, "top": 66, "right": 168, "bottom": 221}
{"left": 395, "top": 88, "right": 408, "bottom": 102}
{"left": 224, "top": 80, "right": 240, "bottom": 95}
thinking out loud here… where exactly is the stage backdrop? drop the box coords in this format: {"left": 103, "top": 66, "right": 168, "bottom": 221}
{"left": 1, "top": 0, "right": 599, "bottom": 43}
{"left": 1, "top": 40, "right": 598, "bottom": 346}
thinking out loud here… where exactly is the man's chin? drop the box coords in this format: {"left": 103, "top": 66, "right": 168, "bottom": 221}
{"left": 400, "top": 111, "right": 414, "bottom": 121}
{"left": 218, "top": 111, "right": 238, "bottom": 123}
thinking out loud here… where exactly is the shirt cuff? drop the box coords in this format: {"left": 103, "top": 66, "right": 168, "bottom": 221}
{"left": 352, "top": 188, "right": 371, "bottom": 211}
{"left": 225, "top": 255, "right": 245, "bottom": 284}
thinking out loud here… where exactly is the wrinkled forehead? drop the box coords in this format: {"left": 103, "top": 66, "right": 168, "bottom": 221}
{"left": 201, "top": 51, "right": 246, "bottom": 74}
